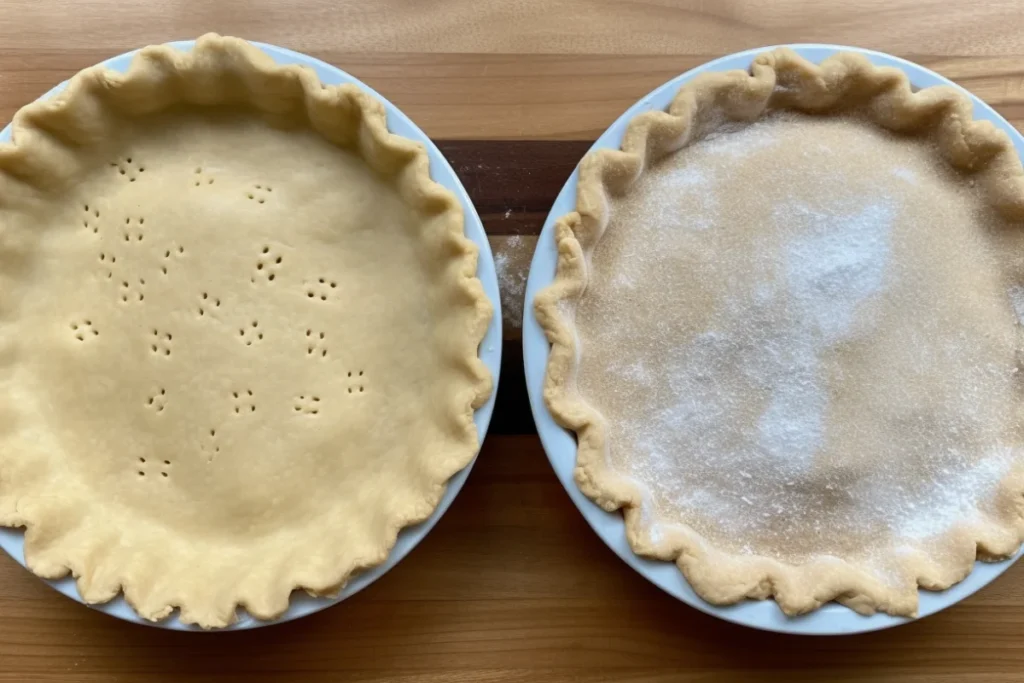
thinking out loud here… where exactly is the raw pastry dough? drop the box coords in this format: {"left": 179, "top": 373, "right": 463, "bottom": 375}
{"left": 0, "top": 35, "right": 492, "bottom": 627}
{"left": 536, "top": 48, "right": 1024, "bottom": 616}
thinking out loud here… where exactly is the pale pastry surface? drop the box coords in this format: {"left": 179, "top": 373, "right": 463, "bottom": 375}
{"left": 536, "top": 49, "right": 1024, "bottom": 616}
{"left": 0, "top": 35, "right": 492, "bottom": 628}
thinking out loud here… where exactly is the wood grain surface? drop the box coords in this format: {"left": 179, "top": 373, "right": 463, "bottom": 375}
{"left": 2, "top": 2, "right": 1024, "bottom": 681}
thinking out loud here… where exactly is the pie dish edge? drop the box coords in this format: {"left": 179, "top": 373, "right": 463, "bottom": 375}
{"left": 533, "top": 47, "right": 1024, "bottom": 617}
{"left": 0, "top": 34, "right": 495, "bottom": 627}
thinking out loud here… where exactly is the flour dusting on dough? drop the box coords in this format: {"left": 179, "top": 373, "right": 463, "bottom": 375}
{"left": 578, "top": 113, "right": 1023, "bottom": 574}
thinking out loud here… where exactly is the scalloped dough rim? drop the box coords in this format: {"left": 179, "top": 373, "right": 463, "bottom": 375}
{"left": 534, "top": 47, "right": 1024, "bottom": 617}
{"left": 0, "top": 34, "right": 493, "bottom": 628}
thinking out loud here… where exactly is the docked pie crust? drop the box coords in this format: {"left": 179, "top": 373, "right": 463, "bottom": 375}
{"left": 535, "top": 48, "right": 1024, "bottom": 616}
{"left": 0, "top": 34, "right": 492, "bottom": 627}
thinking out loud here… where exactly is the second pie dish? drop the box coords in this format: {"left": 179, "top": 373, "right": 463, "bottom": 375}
{"left": 526, "top": 45, "right": 1024, "bottom": 633}
{"left": 0, "top": 35, "right": 501, "bottom": 629}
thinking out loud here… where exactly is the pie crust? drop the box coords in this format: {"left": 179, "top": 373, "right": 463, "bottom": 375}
{"left": 535, "top": 48, "right": 1024, "bottom": 616}
{"left": 0, "top": 34, "right": 492, "bottom": 627}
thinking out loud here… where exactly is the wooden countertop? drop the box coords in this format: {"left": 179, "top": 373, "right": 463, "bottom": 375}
{"left": 2, "top": 2, "right": 1024, "bottom": 681}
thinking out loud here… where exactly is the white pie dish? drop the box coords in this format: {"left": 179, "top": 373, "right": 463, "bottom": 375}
{"left": 0, "top": 39, "right": 503, "bottom": 631}
{"left": 522, "top": 43, "right": 1024, "bottom": 636}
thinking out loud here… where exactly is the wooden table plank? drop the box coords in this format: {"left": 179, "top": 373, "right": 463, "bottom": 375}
{"left": 4, "top": 53, "right": 1024, "bottom": 139}
{"left": 1, "top": 0, "right": 1024, "bottom": 57}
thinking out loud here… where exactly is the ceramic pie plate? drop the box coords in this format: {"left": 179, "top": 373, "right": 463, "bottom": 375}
{"left": 522, "top": 43, "right": 1024, "bottom": 636}
{"left": 0, "top": 39, "right": 503, "bottom": 631}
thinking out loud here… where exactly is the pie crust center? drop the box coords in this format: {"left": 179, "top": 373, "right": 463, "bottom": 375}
{"left": 578, "top": 113, "right": 1022, "bottom": 565}
{"left": 19, "top": 112, "right": 451, "bottom": 534}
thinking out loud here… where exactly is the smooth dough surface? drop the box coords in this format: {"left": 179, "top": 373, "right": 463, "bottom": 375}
{"left": 0, "top": 36, "right": 491, "bottom": 627}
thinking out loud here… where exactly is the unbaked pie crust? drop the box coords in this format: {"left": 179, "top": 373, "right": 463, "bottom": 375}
{"left": 0, "top": 35, "right": 492, "bottom": 627}
{"left": 536, "top": 48, "right": 1024, "bottom": 616}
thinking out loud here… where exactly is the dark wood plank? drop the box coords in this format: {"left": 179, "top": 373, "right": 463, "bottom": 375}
{"left": 490, "top": 341, "right": 531, "bottom": 435}
{"left": 440, "top": 141, "right": 590, "bottom": 436}
{"left": 443, "top": 141, "right": 586, "bottom": 435}
{"left": 437, "top": 140, "right": 590, "bottom": 235}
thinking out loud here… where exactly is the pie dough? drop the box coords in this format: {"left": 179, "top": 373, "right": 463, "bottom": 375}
{"left": 535, "top": 48, "right": 1024, "bottom": 616}
{"left": 0, "top": 35, "right": 492, "bottom": 627}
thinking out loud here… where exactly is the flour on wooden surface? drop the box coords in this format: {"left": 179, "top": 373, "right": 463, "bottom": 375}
{"left": 494, "top": 234, "right": 531, "bottom": 330}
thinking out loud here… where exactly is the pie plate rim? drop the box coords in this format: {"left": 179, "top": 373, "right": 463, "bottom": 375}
{"left": 521, "top": 43, "right": 1024, "bottom": 636}
{"left": 0, "top": 38, "right": 504, "bottom": 631}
